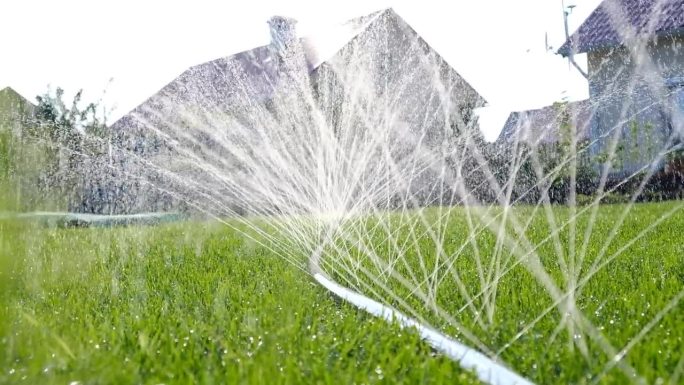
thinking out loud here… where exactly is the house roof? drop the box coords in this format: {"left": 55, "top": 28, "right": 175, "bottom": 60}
{"left": 171, "top": 10, "right": 385, "bottom": 104}
{"left": 110, "top": 10, "right": 387, "bottom": 131}
{"left": 497, "top": 100, "right": 593, "bottom": 146}
{"left": 111, "top": 8, "right": 485, "bottom": 133}
{"left": 558, "top": 0, "right": 684, "bottom": 56}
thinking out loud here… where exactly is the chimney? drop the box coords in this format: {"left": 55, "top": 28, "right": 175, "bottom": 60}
{"left": 267, "top": 15, "right": 308, "bottom": 90}
{"left": 268, "top": 16, "right": 298, "bottom": 53}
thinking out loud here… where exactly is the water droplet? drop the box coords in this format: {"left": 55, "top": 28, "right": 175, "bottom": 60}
{"left": 375, "top": 366, "right": 384, "bottom": 379}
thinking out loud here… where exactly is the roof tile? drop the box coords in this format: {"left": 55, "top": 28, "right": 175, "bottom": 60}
{"left": 558, "top": 0, "right": 684, "bottom": 56}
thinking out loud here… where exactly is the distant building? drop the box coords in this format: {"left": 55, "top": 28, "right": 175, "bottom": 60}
{"left": 497, "top": 100, "right": 592, "bottom": 147}
{"left": 558, "top": 0, "right": 684, "bottom": 174}
{"left": 107, "top": 8, "right": 486, "bottom": 213}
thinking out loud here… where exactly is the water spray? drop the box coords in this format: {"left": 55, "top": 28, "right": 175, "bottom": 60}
{"left": 309, "top": 250, "right": 534, "bottom": 385}
{"left": 68, "top": 5, "right": 683, "bottom": 383}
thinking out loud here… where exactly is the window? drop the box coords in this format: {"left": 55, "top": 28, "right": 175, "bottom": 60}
{"left": 666, "top": 77, "right": 684, "bottom": 138}
{"left": 671, "top": 87, "right": 684, "bottom": 137}
{"left": 673, "top": 86, "right": 684, "bottom": 112}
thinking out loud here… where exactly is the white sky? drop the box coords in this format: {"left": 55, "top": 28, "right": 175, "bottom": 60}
{"left": 0, "top": 0, "right": 602, "bottom": 140}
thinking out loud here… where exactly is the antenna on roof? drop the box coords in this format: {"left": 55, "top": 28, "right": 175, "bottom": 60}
{"left": 562, "top": 0, "right": 588, "bottom": 79}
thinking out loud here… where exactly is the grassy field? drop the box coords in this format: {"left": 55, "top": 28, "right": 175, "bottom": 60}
{"left": 0, "top": 219, "right": 479, "bottom": 385}
{"left": 322, "top": 202, "right": 684, "bottom": 384}
{"left": 1, "top": 202, "right": 683, "bottom": 384}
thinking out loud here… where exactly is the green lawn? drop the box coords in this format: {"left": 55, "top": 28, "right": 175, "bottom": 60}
{"left": 322, "top": 202, "right": 684, "bottom": 384}
{"left": 1, "top": 202, "right": 683, "bottom": 384}
{"left": 0, "top": 219, "right": 478, "bottom": 385}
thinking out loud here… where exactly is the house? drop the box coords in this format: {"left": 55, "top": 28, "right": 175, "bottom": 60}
{"left": 497, "top": 100, "right": 593, "bottom": 148}
{"left": 0, "top": 87, "right": 35, "bottom": 134}
{"left": 112, "top": 9, "right": 484, "bottom": 143}
{"left": 492, "top": 100, "right": 596, "bottom": 201}
{"left": 558, "top": 0, "right": 684, "bottom": 174}
{"left": 107, "top": 8, "right": 486, "bottom": 214}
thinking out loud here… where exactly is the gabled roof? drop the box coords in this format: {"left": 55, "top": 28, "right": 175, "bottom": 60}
{"left": 558, "top": 0, "right": 684, "bottom": 56}
{"left": 111, "top": 8, "right": 485, "bottom": 134}
{"left": 110, "top": 10, "right": 388, "bottom": 131}
{"left": 497, "top": 100, "right": 593, "bottom": 145}
{"left": 169, "top": 10, "right": 386, "bottom": 105}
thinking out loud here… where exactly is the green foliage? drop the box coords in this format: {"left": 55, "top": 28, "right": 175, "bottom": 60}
{"left": 515, "top": 102, "right": 599, "bottom": 204}
{"left": 5, "top": 87, "right": 113, "bottom": 212}
{"left": 33, "top": 88, "right": 107, "bottom": 142}
{"left": 599, "top": 192, "right": 631, "bottom": 204}
{"left": 576, "top": 192, "right": 630, "bottom": 205}
{"left": 602, "top": 145, "right": 684, "bottom": 202}
{"left": 0, "top": 87, "right": 34, "bottom": 132}
{"left": 596, "top": 120, "right": 657, "bottom": 172}
{"left": 575, "top": 193, "right": 594, "bottom": 206}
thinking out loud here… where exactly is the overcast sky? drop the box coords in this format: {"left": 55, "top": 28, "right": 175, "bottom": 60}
{"left": 0, "top": 0, "right": 601, "bottom": 140}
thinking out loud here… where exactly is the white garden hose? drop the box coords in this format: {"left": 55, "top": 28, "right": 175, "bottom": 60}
{"left": 310, "top": 259, "right": 534, "bottom": 385}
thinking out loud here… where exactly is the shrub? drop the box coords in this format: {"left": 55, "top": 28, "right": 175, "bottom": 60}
{"left": 599, "top": 192, "right": 631, "bottom": 204}
{"left": 575, "top": 194, "right": 594, "bottom": 206}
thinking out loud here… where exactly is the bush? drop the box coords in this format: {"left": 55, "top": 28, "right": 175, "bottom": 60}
{"left": 575, "top": 194, "right": 594, "bottom": 206}
{"left": 599, "top": 192, "right": 631, "bottom": 204}
{"left": 575, "top": 192, "right": 630, "bottom": 206}
{"left": 601, "top": 146, "right": 684, "bottom": 203}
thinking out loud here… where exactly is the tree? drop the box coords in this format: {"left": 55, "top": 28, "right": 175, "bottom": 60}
{"left": 18, "top": 87, "right": 111, "bottom": 212}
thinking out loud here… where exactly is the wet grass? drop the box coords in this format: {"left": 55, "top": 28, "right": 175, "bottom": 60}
{"left": 324, "top": 201, "right": 684, "bottom": 384}
{"left": 1, "top": 201, "right": 682, "bottom": 384}
{"left": 0, "top": 219, "right": 479, "bottom": 385}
